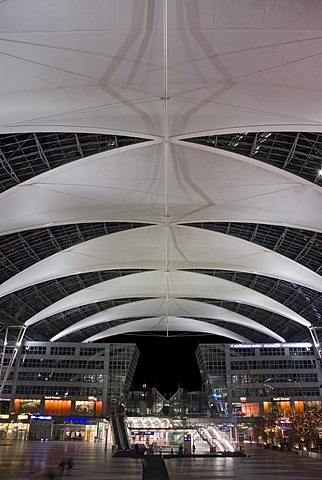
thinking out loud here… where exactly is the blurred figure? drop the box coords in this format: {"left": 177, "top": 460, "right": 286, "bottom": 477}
{"left": 178, "top": 444, "right": 183, "bottom": 457}
{"left": 66, "top": 458, "right": 74, "bottom": 475}
{"left": 58, "top": 458, "right": 66, "bottom": 475}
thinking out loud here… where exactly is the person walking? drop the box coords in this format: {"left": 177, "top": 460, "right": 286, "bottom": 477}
{"left": 66, "top": 458, "right": 74, "bottom": 475}
{"left": 58, "top": 458, "right": 66, "bottom": 475}
{"left": 178, "top": 444, "right": 183, "bottom": 457}
{"left": 192, "top": 444, "right": 196, "bottom": 455}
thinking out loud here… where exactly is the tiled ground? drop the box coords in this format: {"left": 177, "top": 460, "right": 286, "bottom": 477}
{"left": 0, "top": 441, "right": 142, "bottom": 480}
{"left": 1, "top": 441, "right": 322, "bottom": 480}
{"left": 166, "top": 445, "right": 322, "bottom": 480}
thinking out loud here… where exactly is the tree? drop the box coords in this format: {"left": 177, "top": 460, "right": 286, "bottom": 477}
{"left": 286, "top": 407, "right": 322, "bottom": 449}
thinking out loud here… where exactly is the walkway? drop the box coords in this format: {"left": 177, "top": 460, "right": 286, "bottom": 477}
{"left": 1, "top": 441, "right": 322, "bottom": 480}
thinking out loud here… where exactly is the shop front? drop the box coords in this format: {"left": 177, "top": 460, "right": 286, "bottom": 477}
{"left": 53, "top": 417, "right": 106, "bottom": 442}
{"left": 0, "top": 414, "right": 31, "bottom": 441}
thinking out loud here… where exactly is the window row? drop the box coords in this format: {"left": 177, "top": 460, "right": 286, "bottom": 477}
{"left": 259, "top": 348, "right": 285, "bottom": 356}
{"left": 232, "top": 348, "right": 256, "bottom": 357}
{"left": 231, "top": 386, "right": 320, "bottom": 398}
{"left": 231, "top": 373, "right": 318, "bottom": 384}
{"left": 22, "top": 346, "right": 47, "bottom": 355}
{"left": 17, "top": 372, "right": 105, "bottom": 383}
{"left": 289, "top": 347, "right": 313, "bottom": 356}
{"left": 15, "top": 385, "right": 103, "bottom": 396}
{"left": 19, "top": 359, "right": 105, "bottom": 369}
{"left": 79, "top": 348, "right": 106, "bottom": 356}
{"left": 230, "top": 360, "right": 316, "bottom": 370}
{"left": 21, "top": 346, "right": 111, "bottom": 357}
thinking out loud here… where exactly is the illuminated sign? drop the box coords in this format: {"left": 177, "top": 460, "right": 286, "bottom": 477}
{"left": 18, "top": 414, "right": 29, "bottom": 420}
{"left": 230, "top": 343, "right": 312, "bottom": 349}
{"left": 272, "top": 397, "right": 290, "bottom": 402}
{"left": 131, "top": 431, "right": 154, "bottom": 435}
{"left": 0, "top": 414, "right": 9, "bottom": 419}
{"left": 44, "top": 396, "right": 61, "bottom": 400}
{"left": 65, "top": 417, "right": 89, "bottom": 424}
{"left": 30, "top": 415, "right": 52, "bottom": 421}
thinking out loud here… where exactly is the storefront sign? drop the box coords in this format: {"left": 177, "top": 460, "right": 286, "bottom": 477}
{"left": 131, "top": 430, "right": 154, "bottom": 435}
{"left": 65, "top": 417, "right": 89, "bottom": 424}
{"left": 30, "top": 415, "right": 52, "bottom": 420}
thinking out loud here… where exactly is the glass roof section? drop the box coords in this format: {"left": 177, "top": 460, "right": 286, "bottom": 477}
{"left": 187, "top": 132, "right": 322, "bottom": 186}
{"left": 0, "top": 133, "right": 146, "bottom": 193}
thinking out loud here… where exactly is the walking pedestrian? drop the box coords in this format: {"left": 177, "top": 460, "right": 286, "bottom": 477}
{"left": 58, "top": 458, "right": 66, "bottom": 475}
{"left": 66, "top": 458, "right": 74, "bottom": 475}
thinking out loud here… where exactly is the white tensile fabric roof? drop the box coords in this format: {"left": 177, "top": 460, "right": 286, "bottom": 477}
{"left": 1, "top": 224, "right": 322, "bottom": 298}
{"left": 1, "top": 1, "right": 322, "bottom": 345}
{"left": 51, "top": 299, "right": 284, "bottom": 343}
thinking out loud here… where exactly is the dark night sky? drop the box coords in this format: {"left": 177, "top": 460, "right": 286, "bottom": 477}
{"left": 105, "top": 334, "right": 232, "bottom": 397}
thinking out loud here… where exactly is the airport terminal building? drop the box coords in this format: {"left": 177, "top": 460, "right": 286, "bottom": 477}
{"left": 1, "top": 339, "right": 322, "bottom": 443}
{"left": 196, "top": 343, "right": 322, "bottom": 418}
{"left": 0, "top": 340, "right": 139, "bottom": 441}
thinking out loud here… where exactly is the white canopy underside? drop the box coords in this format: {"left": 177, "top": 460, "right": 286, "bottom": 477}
{"left": 2, "top": 1, "right": 322, "bottom": 136}
{"left": 51, "top": 298, "right": 284, "bottom": 343}
{"left": 25, "top": 270, "right": 310, "bottom": 328}
{"left": 1, "top": 223, "right": 321, "bottom": 299}
{"left": 83, "top": 317, "right": 251, "bottom": 343}
{"left": 1, "top": 0, "right": 322, "bottom": 341}
{"left": 0, "top": 143, "right": 321, "bottom": 235}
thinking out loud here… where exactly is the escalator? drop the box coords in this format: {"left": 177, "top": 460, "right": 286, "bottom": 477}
{"left": 196, "top": 424, "right": 236, "bottom": 452}
{"left": 111, "top": 415, "right": 132, "bottom": 456}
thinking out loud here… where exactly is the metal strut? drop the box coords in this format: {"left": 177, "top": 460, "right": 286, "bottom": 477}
{"left": 308, "top": 325, "right": 322, "bottom": 362}
{"left": 0, "top": 325, "right": 27, "bottom": 397}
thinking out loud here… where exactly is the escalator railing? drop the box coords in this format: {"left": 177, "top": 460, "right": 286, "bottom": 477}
{"left": 111, "top": 415, "right": 130, "bottom": 451}
{"left": 118, "top": 415, "right": 130, "bottom": 449}
{"left": 196, "top": 424, "right": 236, "bottom": 452}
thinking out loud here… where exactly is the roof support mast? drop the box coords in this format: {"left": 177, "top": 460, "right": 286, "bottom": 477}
{"left": 163, "top": 0, "right": 170, "bottom": 337}
{"left": 308, "top": 326, "right": 322, "bottom": 362}
{"left": 0, "top": 325, "right": 27, "bottom": 397}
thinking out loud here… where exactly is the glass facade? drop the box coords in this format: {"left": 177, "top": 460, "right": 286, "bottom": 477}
{"left": 196, "top": 343, "right": 322, "bottom": 417}
{"left": 196, "top": 345, "right": 228, "bottom": 415}
{"left": 0, "top": 340, "right": 139, "bottom": 418}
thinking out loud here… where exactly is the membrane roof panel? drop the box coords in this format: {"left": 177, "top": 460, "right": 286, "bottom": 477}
{"left": 0, "top": 1, "right": 322, "bottom": 346}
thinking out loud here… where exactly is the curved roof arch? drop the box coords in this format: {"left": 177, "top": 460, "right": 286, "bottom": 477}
{"left": 1, "top": 142, "right": 322, "bottom": 236}
{"left": 1, "top": 224, "right": 322, "bottom": 298}
{"left": 0, "top": 1, "right": 322, "bottom": 347}
{"left": 51, "top": 298, "right": 284, "bottom": 342}
{"left": 24, "top": 270, "right": 311, "bottom": 328}
{"left": 83, "top": 316, "right": 251, "bottom": 343}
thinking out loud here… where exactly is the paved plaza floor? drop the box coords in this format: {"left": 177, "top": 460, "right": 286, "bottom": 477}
{"left": 1, "top": 441, "right": 322, "bottom": 480}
